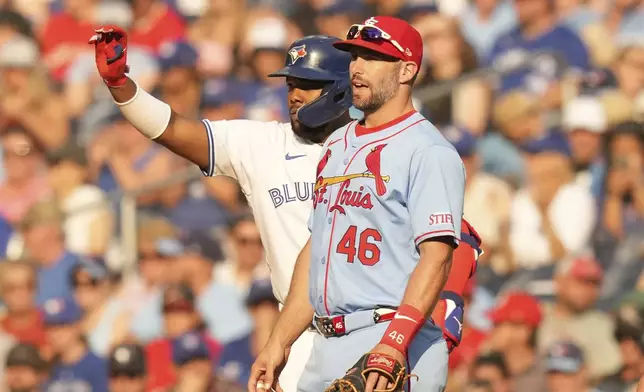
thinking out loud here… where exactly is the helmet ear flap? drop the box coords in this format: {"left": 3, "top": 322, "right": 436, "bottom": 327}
{"left": 297, "top": 78, "right": 352, "bottom": 128}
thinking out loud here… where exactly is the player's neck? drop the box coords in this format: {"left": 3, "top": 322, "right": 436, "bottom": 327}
{"left": 362, "top": 95, "right": 415, "bottom": 130}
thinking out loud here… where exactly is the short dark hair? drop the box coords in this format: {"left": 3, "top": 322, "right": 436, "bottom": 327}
{"left": 473, "top": 352, "right": 510, "bottom": 379}
{"left": 227, "top": 211, "right": 255, "bottom": 232}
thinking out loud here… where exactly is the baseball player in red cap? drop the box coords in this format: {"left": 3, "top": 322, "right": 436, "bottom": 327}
{"left": 251, "top": 16, "right": 469, "bottom": 392}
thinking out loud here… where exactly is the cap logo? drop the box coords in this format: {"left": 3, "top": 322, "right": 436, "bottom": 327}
{"left": 114, "top": 347, "right": 131, "bottom": 364}
{"left": 365, "top": 17, "right": 378, "bottom": 26}
{"left": 45, "top": 299, "right": 62, "bottom": 315}
{"left": 405, "top": 48, "right": 412, "bottom": 57}
{"left": 288, "top": 45, "right": 307, "bottom": 65}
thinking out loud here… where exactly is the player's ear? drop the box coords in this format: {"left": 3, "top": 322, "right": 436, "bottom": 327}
{"left": 399, "top": 61, "right": 418, "bottom": 85}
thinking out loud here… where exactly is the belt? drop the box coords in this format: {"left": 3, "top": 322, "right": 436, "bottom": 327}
{"left": 312, "top": 307, "right": 397, "bottom": 338}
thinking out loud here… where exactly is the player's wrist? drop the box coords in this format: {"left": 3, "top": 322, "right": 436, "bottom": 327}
{"left": 104, "top": 75, "right": 127, "bottom": 88}
{"left": 379, "top": 304, "right": 424, "bottom": 354}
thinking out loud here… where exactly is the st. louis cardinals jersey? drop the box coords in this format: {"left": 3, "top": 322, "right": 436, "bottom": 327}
{"left": 201, "top": 119, "right": 323, "bottom": 303}
{"left": 308, "top": 111, "right": 466, "bottom": 316}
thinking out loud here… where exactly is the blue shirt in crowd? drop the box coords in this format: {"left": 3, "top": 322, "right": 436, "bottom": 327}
{"left": 460, "top": 1, "right": 517, "bottom": 60}
{"left": 130, "top": 282, "right": 252, "bottom": 344}
{"left": 0, "top": 215, "right": 12, "bottom": 258}
{"left": 46, "top": 351, "right": 108, "bottom": 392}
{"left": 488, "top": 24, "right": 590, "bottom": 94}
{"left": 36, "top": 252, "right": 79, "bottom": 305}
{"left": 218, "top": 333, "right": 253, "bottom": 386}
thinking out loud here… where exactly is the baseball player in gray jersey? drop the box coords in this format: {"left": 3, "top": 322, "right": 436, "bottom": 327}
{"left": 251, "top": 16, "right": 466, "bottom": 392}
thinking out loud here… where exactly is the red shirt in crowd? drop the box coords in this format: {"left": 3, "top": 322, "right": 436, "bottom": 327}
{"left": 0, "top": 309, "right": 48, "bottom": 349}
{"left": 39, "top": 12, "right": 96, "bottom": 81}
{"left": 145, "top": 333, "right": 222, "bottom": 392}
{"left": 128, "top": 5, "right": 186, "bottom": 52}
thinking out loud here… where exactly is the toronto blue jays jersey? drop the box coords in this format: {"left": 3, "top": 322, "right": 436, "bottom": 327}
{"left": 308, "top": 111, "right": 466, "bottom": 316}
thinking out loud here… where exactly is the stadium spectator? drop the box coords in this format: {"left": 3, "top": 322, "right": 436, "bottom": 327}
{"left": 20, "top": 200, "right": 81, "bottom": 305}
{"left": 479, "top": 90, "right": 546, "bottom": 186}
{"left": 509, "top": 140, "right": 596, "bottom": 273}
{"left": 594, "top": 0, "right": 644, "bottom": 44}
{"left": 242, "top": 17, "right": 290, "bottom": 122}
{"left": 599, "top": 298, "right": 644, "bottom": 392}
{"left": 172, "top": 332, "right": 244, "bottom": 392}
{"left": 71, "top": 257, "right": 128, "bottom": 357}
{"left": 109, "top": 343, "right": 147, "bottom": 392}
{"left": 39, "top": 0, "right": 97, "bottom": 81}
{"left": 561, "top": 96, "right": 608, "bottom": 194}
{"left": 596, "top": 122, "right": 644, "bottom": 307}
{"left": 47, "top": 142, "right": 113, "bottom": 256}
{"left": 0, "top": 10, "right": 34, "bottom": 46}
{"left": 42, "top": 297, "right": 108, "bottom": 391}
{"left": 469, "top": 352, "right": 512, "bottom": 392}
{"left": 0, "top": 262, "right": 48, "bottom": 352}
{"left": 127, "top": 0, "right": 187, "bottom": 53}
{"left": 214, "top": 214, "right": 267, "bottom": 293}
{"left": 483, "top": 291, "right": 547, "bottom": 392}
{"left": 88, "top": 112, "right": 174, "bottom": 206}
{"left": 538, "top": 256, "right": 623, "bottom": 381}
{"left": 144, "top": 284, "right": 222, "bottom": 392}
{"left": 487, "top": 0, "right": 590, "bottom": 107}
{"left": 460, "top": 0, "right": 517, "bottom": 60}
{"left": 0, "top": 128, "right": 49, "bottom": 225}
{"left": 0, "top": 330, "right": 15, "bottom": 391}
{"left": 3, "top": 343, "right": 48, "bottom": 392}
{"left": 64, "top": 1, "right": 159, "bottom": 145}
{"left": 445, "top": 126, "right": 513, "bottom": 286}
{"left": 0, "top": 36, "right": 69, "bottom": 151}
{"left": 157, "top": 40, "right": 202, "bottom": 117}
{"left": 545, "top": 341, "right": 596, "bottom": 392}
{"left": 156, "top": 157, "right": 237, "bottom": 233}
{"left": 414, "top": 13, "right": 490, "bottom": 134}
{"left": 316, "top": 2, "right": 365, "bottom": 40}
{"left": 218, "top": 278, "right": 279, "bottom": 386}
{"left": 171, "top": 232, "right": 252, "bottom": 343}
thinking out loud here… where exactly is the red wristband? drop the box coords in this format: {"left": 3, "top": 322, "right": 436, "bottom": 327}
{"left": 380, "top": 304, "right": 425, "bottom": 354}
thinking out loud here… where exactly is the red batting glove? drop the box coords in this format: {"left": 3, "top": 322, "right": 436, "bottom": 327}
{"left": 89, "top": 25, "right": 130, "bottom": 88}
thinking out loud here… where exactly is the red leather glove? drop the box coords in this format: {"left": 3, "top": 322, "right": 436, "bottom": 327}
{"left": 89, "top": 25, "right": 129, "bottom": 88}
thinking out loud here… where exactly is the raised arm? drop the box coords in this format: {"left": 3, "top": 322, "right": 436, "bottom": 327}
{"left": 90, "top": 26, "right": 209, "bottom": 169}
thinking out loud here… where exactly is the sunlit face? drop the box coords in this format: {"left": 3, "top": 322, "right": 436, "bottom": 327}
{"left": 231, "top": 220, "right": 264, "bottom": 270}
{"left": 0, "top": 266, "right": 35, "bottom": 313}
{"left": 349, "top": 48, "right": 402, "bottom": 112}
{"left": 73, "top": 269, "right": 109, "bottom": 312}
{"left": 286, "top": 76, "right": 325, "bottom": 134}
{"left": 0, "top": 67, "right": 32, "bottom": 91}
{"left": 46, "top": 324, "right": 81, "bottom": 354}
{"left": 566, "top": 130, "right": 602, "bottom": 167}
{"left": 547, "top": 371, "right": 585, "bottom": 392}
{"left": 556, "top": 275, "right": 600, "bottom": 313}
{"left": 1, "top": 131, "right": 40, "bottom": 182}
{"left": 5, "top": 366, "right": 42, "bottom": 391}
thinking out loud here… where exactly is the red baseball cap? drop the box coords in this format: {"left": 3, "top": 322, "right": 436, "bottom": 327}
{"left": 333, "top": 16, "right": 423, "bottom": 68}
{"left": 488, "top": 291, "right": 542, "bottom": 327}
{"left": 557, "top": 256, "right": 603, "bottom": 283}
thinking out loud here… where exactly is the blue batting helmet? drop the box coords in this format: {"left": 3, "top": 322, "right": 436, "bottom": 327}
{"left": 268, "top": 35, "right": 352, "bottom": 128}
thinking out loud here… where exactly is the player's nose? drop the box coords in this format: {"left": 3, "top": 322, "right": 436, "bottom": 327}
{"left": 288, "top": 88, "right": 305, "bottom": 106}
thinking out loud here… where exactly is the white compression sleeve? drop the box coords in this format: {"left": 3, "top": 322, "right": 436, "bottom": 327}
{"left": 114, "top": 82, "right": 172, "bottom": 140}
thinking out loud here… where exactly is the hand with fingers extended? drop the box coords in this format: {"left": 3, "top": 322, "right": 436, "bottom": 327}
{"left": 88, "top": 25, "right": 130, "bottom": 88}
{"left": 248, "top": 340, "right": 290, "bottom": 392}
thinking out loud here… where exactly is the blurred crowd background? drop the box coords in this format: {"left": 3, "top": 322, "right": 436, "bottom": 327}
{"left": 0, "top": 0, "right": 642, "bottom": 391}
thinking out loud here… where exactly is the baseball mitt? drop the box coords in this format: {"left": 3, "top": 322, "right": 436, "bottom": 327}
{"left": 325, "top": 352, "right": 415, "bottom": 392}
